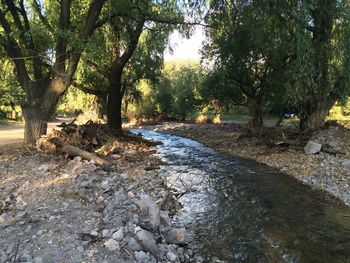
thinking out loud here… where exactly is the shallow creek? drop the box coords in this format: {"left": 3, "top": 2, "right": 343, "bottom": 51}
{"left": 132, "top": 129, "right": 350, "bottom": 263}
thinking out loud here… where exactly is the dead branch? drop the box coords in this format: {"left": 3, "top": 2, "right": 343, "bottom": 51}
{"left": 49, "top": 137, "right": 111, "bottom": 167}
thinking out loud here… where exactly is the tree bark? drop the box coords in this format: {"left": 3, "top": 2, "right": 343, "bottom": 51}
{"left": 0, "top": 0, "right": 106, "bottom": 143}
{"left": 10, "top": 101, "right": 16, "bottom": 120}
{"left": 107, "top": 70, "right": 123, "bottom": 130}
{"left": 249, "top": 100, "right": 263, "bottom": 129}
{"left": 299, "top": 107, "right": 329, "bottom": 132}
{"left": 22, "top": 105, "right": 47, "bottom": 143}
{"left": 299, "top": 0, "right": 336, "bottom": 131}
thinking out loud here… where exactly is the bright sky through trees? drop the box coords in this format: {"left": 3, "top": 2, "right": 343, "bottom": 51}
{"left": 164, "top": 26, "right": 205, "bottom": 61}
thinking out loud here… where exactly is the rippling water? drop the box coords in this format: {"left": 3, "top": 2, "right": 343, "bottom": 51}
{"left": 132, "top": 129, "right": 350, "bottom": 263}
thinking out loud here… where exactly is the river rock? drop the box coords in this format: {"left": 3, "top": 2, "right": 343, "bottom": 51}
{"left": 160, "top": 210, "right": 172, "bottom": 227}
{"left": 19, "top": 254, "right": 33, "bottom": 262}
{"left": 304, "top": 140, "right": 322, "bottom": 154}
{"left": 166, "top": 251, "right": 178, "bottom": 262}
{"left": 135, "top": 228, "right": 159, "bottom": 255}
{"left": 111, "top": 228, "right": 124, "bottom": 241}
{"left": 126, "top": 237, "right": 143, "bottom": 251}
{"left": 136, "top": 195, "right": 160, "bottom": 231}
{"left": 0, "top": 252, "right": 6, "bottom": 263}
{"left": 33, "top": 256, "right": 43, "bottom": 263}
{"left": 102, "top": 229, "right": 110, "bottom": 238}
{"left": 164, "top": 228, "right": 187, "bottom": 245}
{"left": 326, "top": 139, "right": 338, "bottom": 148}
{"left": 104, "top": 239, "right": 120, "bottom": 251}
{"left": 134, "top": 251, "right": 150, "bottom": 262}
{"left": 342, "top": 160, "right": 350, "bottom": 167}
{"left": 111, "top": 154, "right": 122, "bottom": 160}
{"left": 103, "top": 190, "right": 127, "bottom": 218}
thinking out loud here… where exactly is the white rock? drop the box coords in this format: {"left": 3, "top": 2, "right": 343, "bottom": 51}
{"left": 134, "top": 251, "right": 150, "bottom": 262}
{"left": 33, "top": 256, "right": 43, "bottom": 263}
{"left": 104, "top": 239, "right": 120, "bottom": 251}
{"left": 342, "top": 160, "right": 350, "bottom": 167}
{"left": 136, "top": 195, "right": 160, "bottom": 231}
{"left": 111, "top": 228, "right": 124, "bottom": 241}
{"left": 102, "top": 229, "right": 110, "bottom": 238}
{"left": 166, "top": 251, "right": 177, "bottom": 262}
{"left": 304, "top": 140, "right": 322, "bottom": 154}
{"left": 111, "top": 154, "right": 122, "bottom": 160}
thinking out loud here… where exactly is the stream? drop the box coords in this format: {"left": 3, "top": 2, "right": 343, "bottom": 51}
{"left": 132, "top": 129, "right": 350, "bottom": 263}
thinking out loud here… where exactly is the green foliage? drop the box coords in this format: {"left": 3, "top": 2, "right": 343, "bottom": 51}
{"left": 201, "top": 1, "right": 295, "bottom": 126}
{"left": 133, "top": 61, "right": 204, "bottom": 119}
{"left": 0, "top": 58, "right": 24, "bottom": 119}
{"left": 56, "top": 87, "right": 96, "bottom": 117}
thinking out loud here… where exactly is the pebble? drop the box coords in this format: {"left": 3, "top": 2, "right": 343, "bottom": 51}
{"left": 164, "top": 228, "right": 187, "bottom": 245}
{"left": 77, "top": 245, "right": 84, "bottom": 253}
{"left": 33, "top": 256, "right": 43, "bottom": 263}
{"left": 135, "top": 228, "right": 159, "bottom": 255}
{"left": 166, "top": 251, "right": 177, "bottom": 262}
{"left": 342, "top": 160, "right": 350, "bottom": 167}
{"left": 102, "top": 229, "right": 110, "bottom": 238}
{"left": 126, "top": 237, "right": 143, "bottom": 251}
{"left": 134, "top": 251, "right": 150, "bottom": 262}
{"left": 160, "top": 210, "right": 172, "bottom": 227}
{"left": 0, "top": 252, "right": 7, "bottom": 263}
{"left": 111, "top": 228, "right": 124, "bottom": 241}
{"left": 104, "top": 239, "right": 120, "bottom": 251}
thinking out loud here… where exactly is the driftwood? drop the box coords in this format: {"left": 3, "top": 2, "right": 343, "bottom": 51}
{"left": 49, "top": 137, "right": 111, "bottom": 167}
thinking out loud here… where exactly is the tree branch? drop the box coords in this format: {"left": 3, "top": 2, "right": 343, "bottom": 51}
{"left": 0, "top": 9, "right": 30, "bottom": 89}
{"left": 31, "top": 0, "right": 53, "bottom": 32}
{"left": 54, "top": 0, "right": 71, "bottom": 74}
{"left": 65, "top": 0, "right": 107, "bottom": 82}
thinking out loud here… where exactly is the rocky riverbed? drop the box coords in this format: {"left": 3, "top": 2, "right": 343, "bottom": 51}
{"left": 0, "top": 141, "right": 201, "bottom": 263}
{"left": 149, "top": 122, "right": 350, "bottom": 207}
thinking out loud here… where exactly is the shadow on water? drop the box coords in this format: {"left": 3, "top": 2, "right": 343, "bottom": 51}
{"left": 131, "top": 129, "right": 350, "bottom": 263}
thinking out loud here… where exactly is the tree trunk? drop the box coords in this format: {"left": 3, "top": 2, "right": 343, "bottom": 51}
{"left": 22, "top": 105, "right": 48, "bottom": 143}
{"left": 9, "top": 101, "right": 16, "bottom": 120}
{"left": 107, "top": 72, "right": 123, "bottom": 130}
{"left": 249, "top": 100, "right": 263, "bottom": 129}
{"left": 299, "top": 107, "right": 328, "bottom": 132}
{"left": 299, "top": 1, "right": 336, "bottom": 131}
{"left": 23, "top": 78, "right": 68, "bottom": 143}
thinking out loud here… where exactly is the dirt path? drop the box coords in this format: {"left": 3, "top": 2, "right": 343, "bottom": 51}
{"left": 0, "top": 119, "right": 72, "bottom": 145}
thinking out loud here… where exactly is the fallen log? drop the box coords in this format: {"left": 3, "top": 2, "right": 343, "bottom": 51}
{"left": 49, "top": 137, "right": 111, "bottom": 167}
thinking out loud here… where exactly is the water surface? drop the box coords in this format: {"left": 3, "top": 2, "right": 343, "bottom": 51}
{"left": 133, "top": 129, "right": 350, "bottom": 263}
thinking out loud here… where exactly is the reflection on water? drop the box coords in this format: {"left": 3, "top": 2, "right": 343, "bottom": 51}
{"left": 132, "top": 129, "right": 350, "bottom": 263}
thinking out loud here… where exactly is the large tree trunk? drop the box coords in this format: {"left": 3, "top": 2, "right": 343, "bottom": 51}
{"left": 299, "top": 106, "right": 329, "bottom": 132}
{"left": 94, "top": 96, "right": 105, "bottom": 119}
{"left": 23, "top": 78, "right": 68, "bottom": 143}
{"left": 107, "top": 70, "right": 123, "bottom": 130}
{"left": 249, "top": 100, "right": 263, "bottom": 129}
{"left": 22, "top": 105, "right": 48, "bottom": 143}
{"left": 299, "top": 0, "right": 336, "bottom": 131}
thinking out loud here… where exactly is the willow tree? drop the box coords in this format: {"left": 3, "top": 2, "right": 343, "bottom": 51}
{"left": 0, "top": 0, "right": 106, "bottom": 142}
{"left": 202, "top": 1, "right": 295, "bottom": 129}
{"left": 76, "top": 0, "right": 181, "bottom": 131}
{"left": 280, "top": 0, "right": 350, "bottom": 131}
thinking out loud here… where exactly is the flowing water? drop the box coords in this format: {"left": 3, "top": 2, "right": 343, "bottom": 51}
{"left": 132, "top": 129, "right": 350, "bottom": 263}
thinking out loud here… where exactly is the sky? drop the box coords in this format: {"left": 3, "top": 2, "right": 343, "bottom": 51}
{"left": 164, "top": 26, "right": 206, "bottom": 62}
